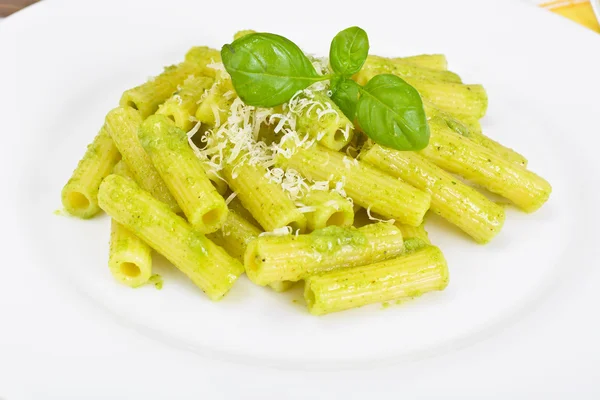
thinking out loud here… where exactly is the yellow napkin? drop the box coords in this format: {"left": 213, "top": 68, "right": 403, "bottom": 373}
{"left": 539, "top": 0, "right": 600, "bottom": 32}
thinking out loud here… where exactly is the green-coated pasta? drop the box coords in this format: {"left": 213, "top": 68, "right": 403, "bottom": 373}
{"left": 361, "top": 144, "right": 505, "bottom": 243}
{"left": 195, "top": 78, "right": 237, "bottom": 127}
{"left": 300, "top": 190, "right": 354, "bottom": 231}
{"left": 244, "top": 223, "right": 404, "bottom": 286}
{"left": 304, "top": 245, "right": 449, "bottom": 315}
{"left": 156, "top": 75, "right": 214, "bottom": 131}
{"left": 98, "top": 174, "right": 244, "bottom": 301}
{"left": 139, "top": 115, "right": 228, "bottom": 234}
{"left": 108, "top": 219, "right": 153, "bottom": 288}
{"left": 207, "top": 210, "right": 262, "bottom": 262}
{"left": 354, "top": 69, "right": 487, "bottom": 120}
{"left": 362, "top": 56, "right": 462, "bottom": 83}
{"left": 206, "top": 209, "right": 293, "bottom": 292}
{"left": 184, "top": 46, "right": 221, "bottom": 78}
{"left": 420, "top": 118, "right": 552, "bottom": 213}
{"left": 104, "top": 106, "right": 179, "bottom": 212}
{"left": 223, "top": 162, "right": 307, "bottom": 233}
{"left": 109, "top": 160, "right": 153, "bottom": 287}
{"left": 295, "top": 92, "right": 354, "bottom": 151}
{"left": 278, "top": 143, "right": 431, "bottom": 226}
{"left": 396, "top": 221, "right": 431, "bottom": 252}
{"left": 120, "top": 63, "right": 201, "bottom": 118}
{"left": 61, "top": 126, "right": 121, "bottom": 218}
{"left": 399, "top": 54, "right": 448, "bottom": 70}
{"left": 424, "top": 103, "right": 528, "bottom": 166}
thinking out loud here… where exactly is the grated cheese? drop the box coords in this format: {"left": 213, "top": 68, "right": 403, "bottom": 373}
{"left": 259, "top": 226, "right": 293, "bottom": 237}
{"left": 185, "top": 56, "right": 359, "bottom": 215}
{"left": 224, "top": 192, "right": 237, "bottom": 205}
{"left": 366, "top": 206, "right": 395, "bottom": 224}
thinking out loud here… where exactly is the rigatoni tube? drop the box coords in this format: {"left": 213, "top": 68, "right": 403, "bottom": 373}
{"left": 109, "top": 160, "right": 153, "bottom": 287}
{"left": 104, "top": 107, "right": 179, "bottom": 212}
{"left": 300, "top": 190, "right": 354, "bottom": 231}
{"left": 120, "top": 62, "right": 203, "bottom": 118}
{"left": 195, "top": 78, "right": 236, "bottom": 127}
{"left": 361, "top": 144, "right": 505, "bottom": 243}
{"left": 245, "top": 223, "right": 404, "bottom": 286}
{"left": 108, "top": 219, "right": 152, "bottom": 288}
{"left": 295, "top": 92, "right": 354, "bottom": 151}
{"left": 420, "top": 118, "right": 552, "bottom": 213}
{"left": 396, "top": 221, "right": 431, "bottom": 252}
{"left": 361, "top": 56, "right": 462, "bottom": 83}
{"left": 139, "top": 115, "right": 228, "bottom": 234}
{"left": 424, "top": 103, "right": 528, "bottom": 167}
{"left": 184, "top": 46, "right": 221, "bottom": 78}
{"left": 223, "top": 162, "right": 307, "bottom": 233}
{"left": 207, "top": 210, "right": 262, "bottom": 262}
{"left": 156, "top": 75, "right": 213, "bottom": 131}
{"left": 61, "top": 127, "right": 121, "bottom": 218}
{"left": 399, "top": 54, "right": 448, "bottom": 70}
{"left": 206, "top": 210, "right": 293, "bottom": 292}
{"left": 304, "top": 245, "right": 449, "bottom": 315}
{"left": 467, "top": 130, "right": 527, "bottom": 167}
{"left": 278, "top": 144, "right": 431, "bottom": 226}
{"left": 98, "top": 174, "right": 244, "bottom": 300}
{"left": 354, "top": 69, "right": 487, "bottom": 120}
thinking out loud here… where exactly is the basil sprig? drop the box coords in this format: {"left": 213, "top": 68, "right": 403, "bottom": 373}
{"left": 221, "top": 27, "right": 429, "bottom": 151}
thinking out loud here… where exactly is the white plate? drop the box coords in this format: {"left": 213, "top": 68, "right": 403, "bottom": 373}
{"left": 1, "top": 0, "right": 599, "bottom": 398}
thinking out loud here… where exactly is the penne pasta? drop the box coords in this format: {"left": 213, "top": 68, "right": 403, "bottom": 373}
{"left": 361, "top": 144, "right": 506, "bottom": 243}
{"left": 362, "top": 56, "right": 462, "bottom": 83}
{"left": 156, "top": 75, "right": 214, "bottom": 131}
{"left": 278, "top": 143, "right": 431, "bottom": 226}
{"left": 104, "top": 106, "right": 180, "bottom": 212}
{"left": 399, "top": 54, "right": 448, "bottom": 70}
{"left": 299, "top": 189, "right": 354, "bottom": 231}
{"left": 108, "top": 219, "right": 153, "bottom": 288}
{"left": 108, "top": 160, "right": 153, "bottom": 287}
{"left": 98, "top": 174, "right": 244, "bottom": 300}
{"left": 139, "top": 115, "right": 228, "bottom": 234}
{"left": 304, "top": 245, "right": 449, "bottom": 315}
{"left": 223, "top": 162, "right": 307, "bottom": 233}
{"left": 295, "top": 91, "right": 354, "bottom": 151}
{"left": 120, "top": 62, "right": 202, "bottom": 118}
{"left": 245, "top": 223, "right": 404, "bottom": 286}
{"left": 420, "top": 118, "right": 552, "bottom": 212}
{"left": 207, "top": 210, "right": 262, "bottom": 262}
{"left": 61, "top": 126, "right": 121, "bottom": 218}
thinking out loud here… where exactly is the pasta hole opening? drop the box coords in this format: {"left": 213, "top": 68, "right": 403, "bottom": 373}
{"left": 288, "top": 221, "right": 303, "bottom": 233}
{"left": 166, "top": 115, "right": 176, "bottom": 123}
{"left": 326, "top": 212, "right": 346, "bottom": 227}
{"left": 202, "top": 208, "right": 222, "bottom": 226}
{"left": 125, "top": 101, "right": 139, "bottom": 111}
{"left": 334, "top": 130, "right": 346, "bottom": 143}
{"left": 67, "top": 191, "right": 90, "bottom": 210}
{"left": 120, "top": 262, "right": 141, "bottom": 278}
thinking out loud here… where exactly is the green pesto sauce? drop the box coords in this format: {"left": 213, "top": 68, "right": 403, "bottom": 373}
{"left": 403, "top": 238, "right": 428, "bottom": 254}
{"left": 309, "top": 226, "right": 367, "bottom": 254}
{"left": 148, "top": 274, "right": 164, "bottom": 290}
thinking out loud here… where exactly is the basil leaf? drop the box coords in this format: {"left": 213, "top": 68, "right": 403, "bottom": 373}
{"left": 356, "top": 74, "right": 430, "bottom": 151}
{"left": 329, "top": 26, "right": 369, "bottom": 76}
{"left": 330, "top": 76, "right": 361, "bottom": 120}
{"left": 221, "top": 33, "right": 324, "bottom": 107}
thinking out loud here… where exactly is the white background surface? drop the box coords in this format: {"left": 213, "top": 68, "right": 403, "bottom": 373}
{"left": 1, "top": 0, "right": 599, "bottom": 398}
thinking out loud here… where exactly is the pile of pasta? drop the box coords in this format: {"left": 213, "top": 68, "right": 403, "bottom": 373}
{"left": 61, "top": 34, "right": 551, "bottom": 316}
